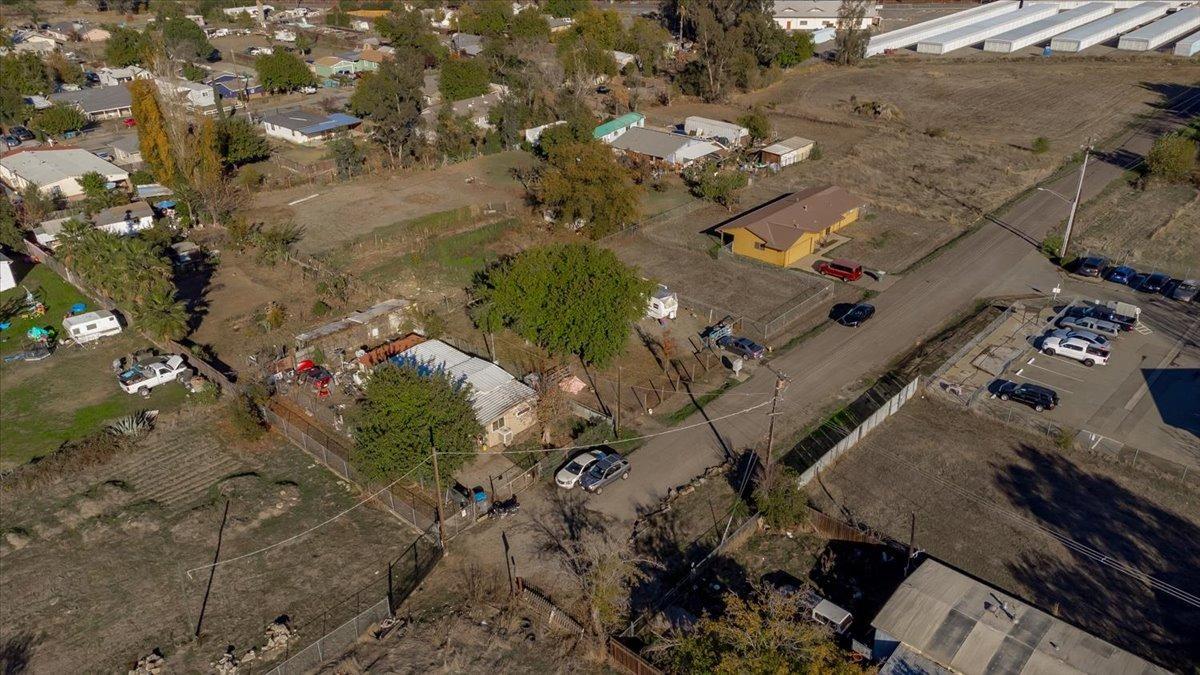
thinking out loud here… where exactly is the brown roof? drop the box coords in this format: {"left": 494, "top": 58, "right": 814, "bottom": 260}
{"left": 716, "top": 186, "right": 865, "bottom": 251}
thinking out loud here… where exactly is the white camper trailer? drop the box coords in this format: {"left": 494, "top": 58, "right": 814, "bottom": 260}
{"left": 63, "top": 310, "right": 122, "bottom": 344}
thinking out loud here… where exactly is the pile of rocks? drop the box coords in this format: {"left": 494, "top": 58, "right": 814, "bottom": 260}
{"left": 212, "top": 649, "right": 239, "bottom": 674}
{"left": 129, "top": 650, "right": 165, "bottom": 674}
{"left": 260, "top": 619, "right": 296, "bottom": 656}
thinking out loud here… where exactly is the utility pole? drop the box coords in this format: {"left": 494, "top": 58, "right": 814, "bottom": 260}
{"left": 1059, "top": 140, "right": 1093, "bottom": 260}
{"left": 429, "top": 429, "right": 447, "bottom": 548}
{"left": 764, "top": 374, "right": 787, "bottom": 488}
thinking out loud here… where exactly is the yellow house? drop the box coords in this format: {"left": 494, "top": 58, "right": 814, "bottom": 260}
{"left": 716, "top": 186, "right": 865, "bottom": 267}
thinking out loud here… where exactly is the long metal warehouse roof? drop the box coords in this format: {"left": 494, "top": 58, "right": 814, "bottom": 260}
{"left": 1118, "top": 6, "right": 1200, "bottom": 49}
{"left": 1173, "top": 26, "right": 1200, "bottom": 54}
{"left": 984, "top": 3, "right": 1115, "bottom": 52}
{"left": 917, "top": 4, "right": 1059, "bottom": 54}
{"left": 866, "top": 1, "right": 1019, "bottom": 55}
{"left": 1050, "top": 2, "right": 1172, "bottom": 51}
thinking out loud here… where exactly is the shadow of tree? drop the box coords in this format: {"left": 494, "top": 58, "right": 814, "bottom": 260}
{"left": 0, "top": 632, "right": 35, "bottom": 674}
{"left": 993, "top": 443, "right": 1200, "bottom": 670}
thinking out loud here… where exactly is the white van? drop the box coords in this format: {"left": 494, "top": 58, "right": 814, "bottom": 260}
{"left": 63, "top": 310, "right": 122, "bottom": 344}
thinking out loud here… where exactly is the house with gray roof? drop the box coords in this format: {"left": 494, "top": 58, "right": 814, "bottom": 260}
{"left": 609, "top": 126, "right": 723, "bottom": 168}
{"left": 0, "top": 147, "right": 128, "bottom": 199}
{"left": 51, "top": 84, "right": 133, "bottom": 120}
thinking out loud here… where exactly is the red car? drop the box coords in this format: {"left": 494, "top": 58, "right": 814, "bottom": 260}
{"left": 122, "top": 117, "right": 137, "bottom": 127}
{"left": 816, "top": 258, "right": 863, "bottom": 282}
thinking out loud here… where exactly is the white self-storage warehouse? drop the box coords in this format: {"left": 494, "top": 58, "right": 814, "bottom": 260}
{"left": 866, "top": 1, "right": 1019, "bottom": 55}
{"left": 1050, "top": 2, "right": 1171, "bottom": 52}
{"left": 984, "top": 3, "right": 1115, "bottom": 52}
{"left": 917, "top": 4, "right": 1059, "bottom": 54}
{"left": 1118, "top": 7, "right": 1200, "bottom": 50}
{"left": 1174, "top": 27, "right": 1200, "bottom": 54}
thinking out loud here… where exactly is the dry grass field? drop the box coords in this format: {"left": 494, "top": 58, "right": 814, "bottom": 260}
{"left": 1074, "top": 181, "right": 1200, "bottom": 278}
{"left": 806, "top": 397, "right": 1200, "bottom": 671}
{"left": 0, "top": 413, "right": 413, "bottom": 674}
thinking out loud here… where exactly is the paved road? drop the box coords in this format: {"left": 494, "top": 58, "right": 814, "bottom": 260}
{"left": 590, "top": 86, "right": 1200, "bottom": 521}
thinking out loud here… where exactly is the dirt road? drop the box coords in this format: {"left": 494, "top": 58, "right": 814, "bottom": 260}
{"left": 588, "top": 85, "right": 1200, "bottom": 522}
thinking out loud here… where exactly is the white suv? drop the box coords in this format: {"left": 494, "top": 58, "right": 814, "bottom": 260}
{"left": 1041, "top": 335, "right": 1109, "bottom": 367}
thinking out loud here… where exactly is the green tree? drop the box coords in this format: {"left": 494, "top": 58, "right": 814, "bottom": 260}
{"left": 255, "top": 51, "right": 316, "bottom": 93}
{"left": 439, "top": 58, "right": 490, "bottom": 102}
{"left": 434, "top": 107, "right": 482, "bottom": 161}
{"left": 78, "top": 171, "right": 126, "bottom": 214}
{"left": 162, "top": 16, "right": 214, "bottom": 61}
{"left": 46, "top": 52, "right": 85, "bottom": 87}
{"left": 105, "top": 26, "right": 149, "bottom": 67}
{"left": 374, "top": 9, "right": 446, "bottom": 63}
{"left": 0, "top": 191, "right": 23, "bottom": 250}
{"left": 620, "top": 17, "right": 671, "bottom": 75}
{"left": 455, "top": 0, "right": 512, "bottom": 36}
{"left": 834, "top": 0, "right": 872, "bottom": 65}
{"left": 349, "top": 54, "right": 425, "bottom": 164}
{"left": 0, "top": 52, "right": 53, "bottom": 95}
{"left": 684, "top": 163, "right": 749, "bottom": 211}
{"left": 738, "top": 107, "right": 772, "bottom": 143}
{"left": 1146, "top": 134, "right": 1198, "bottom": 183}
{"left": 31, "top": 103, "right": 87, "bottom": 137}
{"left": 181, "top": 62, "right": 207, "bottom": 82}
{"left": 326, "top": 133, "right": 365, "bottom": 179}
{"left": 776, "top": 31, "right": 815, "bottom": 67}
{"left": 535, "top": 139, "right": 641, "bottom": 238}
{"left": 545, "top": 0, "right": 588, "bottom": 18}
{"left": 510, "top": 10, "right": 550, "bottom": 43}
{"left": 353, "top": 364, "right": 483, "bottom": 484}
{"left": 472, "top": 243, "right": 651, "bottom": 366}
{"left": 557, "top": 9, "right": 623, "bottom": 83}
{"left": 215, "top": 116, "right": 270, "bottom": 166}
{"left": 0, "top": 85, "right": 30, "bottom": 126}
{"left": 666, "top": 1, "right": 787, "bottom": 101}
{"left": 133, "top": 286, "right": 190, "bottom": 340}
{"left": 295, "top": 33, "right": 314, "bottom": 56}
{"left": 668, "top": 588, "right": 869, "bottom": 674}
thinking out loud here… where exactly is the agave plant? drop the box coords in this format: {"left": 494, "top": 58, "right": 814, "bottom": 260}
{"left": 107, "top": 410, "right": 159, "bottom": 437}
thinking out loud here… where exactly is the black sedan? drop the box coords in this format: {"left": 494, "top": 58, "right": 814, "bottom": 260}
{"left": 1134, "top": 272, "right": 1170, "bottom": 294}
{"left": 836, "top": 303, "right": 875, "bottom": 327}
{"left": 997, "top": 382, "right": 1058, "bottom": 412}
{"left": 1072, "top": 256, "right": 1107, "bottom": 277}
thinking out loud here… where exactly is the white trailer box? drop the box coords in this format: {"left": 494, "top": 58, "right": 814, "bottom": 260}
{"left": 1174, "top": 27, "right": 1200, "bottom": 55}
{"left": 63, "top": 310, "right": 122, "bottom": 344}
{"left": 1050, "top": 3, "right": 1171, "bottom": 52}
{"left": 917, "top": 4, "right": 1059, "bottom": 54}
{"left": 1118, "top": 7, "right": 1200, "bottom": 50}
{"left": 867, "top": 1, "right": 1019, "bottom": 55}
{"left": 984, "top": 3, "right": 1114, "bottom": 52}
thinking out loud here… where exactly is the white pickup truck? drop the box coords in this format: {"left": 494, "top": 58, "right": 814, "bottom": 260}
{"left": 118, "top": 355, "right": 191, "bottom": 394}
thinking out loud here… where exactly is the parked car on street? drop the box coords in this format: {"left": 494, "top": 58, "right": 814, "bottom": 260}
{"left": 1072, "top": 256, "right": 1107, "bottom": 277}
{"left": 2, "top": 135, "right": 18, "bottom": 148}
{"left": 1049, "top": 328, "right": 1110, "bottom": 351}
{"left": 996, "top": 381, "right": 1059, "bottom": 412}
{"left": 1132, "top": 272, "right": 1170, "bottom": 294}
{"left": 556, "top": 449, "right": 608, "bottom": 489}
{"left": 836, "top": 303, "right": 875, "bottom": 327}
{"left": 815, "top": 258, "right": 863, "bottom": 282}
{"left": 1058, "top": 315, "right": 1121, "bottom": 337}
{"left": 1165, "top": 279, "right": 1198, "bottom": 302}
{"left": 1041, "top": 335, "right": 1109, "bottom": 367}
{"left": 118, "top": 354, "right": 192, "bottom": 394}
{"left": 10, "top": 126, "right": 34, "bottom": 141}
{"left": 718, "top": 335, "right": 765, "bottom": 360}
{"left": 581, "top": 453, "right": 631, "bottom": 494}
{"left": 1104, "top": 265, "right": 1136, "bottom": 285}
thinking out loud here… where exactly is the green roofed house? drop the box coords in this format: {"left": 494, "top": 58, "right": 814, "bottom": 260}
{"left": 594, "top": 112, "right": 645, "bottom": 144}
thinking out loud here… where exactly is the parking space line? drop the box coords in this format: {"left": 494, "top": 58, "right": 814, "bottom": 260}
{"left": 1027, "top": 361, "right": 1087, "bottom": 382}
{"left": 1015, "top": 376, "right": 1074, "bottom": 395}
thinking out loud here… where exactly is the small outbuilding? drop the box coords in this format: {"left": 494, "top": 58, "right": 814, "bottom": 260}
{"left": 684, "top": 116, "right": 750, "bottom": 146}
{"left": 761, "top": 136, "right": 815, "bottom": 168}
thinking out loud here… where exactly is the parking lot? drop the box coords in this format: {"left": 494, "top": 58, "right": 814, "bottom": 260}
{"left": 943, "top": 283, "right": 1200, "bottom": 470}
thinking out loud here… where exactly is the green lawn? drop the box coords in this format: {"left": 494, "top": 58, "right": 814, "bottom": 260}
{"left": 0, "top": 332, "right": 189, "bottom": 469}
{"left": 0, "top": 263, "right": 89, "bottom": 356}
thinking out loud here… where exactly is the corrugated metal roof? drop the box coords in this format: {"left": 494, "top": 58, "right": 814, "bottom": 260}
{"left": 394, "top": 339, "right": 536, "bottom": 425}
{"left": 593, "top": 112, "right": 645, "bottom": 139}
{"left": 762, "top": 135, "right": 814, "bottom": 154}
{"left": 299, "top": 112, "right": 361, "bottom": 136}
{"left": 345, "top": 298, "right": 409, "bottom": 324}
{"left": 0, "top": 148, "right": 127, "bottom": 187}
{"left": 872, "top": 560, "right": 1170, "bottom": 675}
{"left": 609, "top": 126, "right": 721, "bottom": 162}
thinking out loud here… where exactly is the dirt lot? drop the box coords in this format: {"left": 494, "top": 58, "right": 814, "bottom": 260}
{"left": 1073, "top": 180, "right": 1200, "bottom": 279}
{"left": 0, "top": 412, "right": 414, "bottom": 673}
{"left": 254, "top": 152, "right": 534, "bottom": 255}
{"left": 806, "top": 397, "right": 1200, "bottom": 671}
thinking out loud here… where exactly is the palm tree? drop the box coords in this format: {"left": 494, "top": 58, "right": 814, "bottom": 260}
{"left": 132, "top": 287, "right": 189, "bottom": 340}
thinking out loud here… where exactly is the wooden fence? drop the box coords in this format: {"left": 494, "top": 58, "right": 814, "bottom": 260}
{"left": 609, "top": 639, "right": 664, "bottom": 675}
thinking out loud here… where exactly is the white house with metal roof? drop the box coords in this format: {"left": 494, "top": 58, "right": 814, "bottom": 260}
{"left": 0, "top": 147, "right": 128, "bottom": 199}
{"left": 772, "top": 0, "right": 878, "bottom": 31}
{"left": 261, "top": 110, "right": 362, "bottom": 145}
{"left": 393, "top": 339, "right": 537, "bottom": 448}
{"left": 609, "top": 127, "right": 723, "bottom": 168}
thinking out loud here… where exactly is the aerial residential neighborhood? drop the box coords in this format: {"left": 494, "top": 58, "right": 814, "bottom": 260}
{"left": 1, "top": 1, "right": 1198, "bottom": 674}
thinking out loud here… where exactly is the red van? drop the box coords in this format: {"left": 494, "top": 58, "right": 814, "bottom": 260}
{"left": 816, "top": 258, "right": 863, "bottom": 282}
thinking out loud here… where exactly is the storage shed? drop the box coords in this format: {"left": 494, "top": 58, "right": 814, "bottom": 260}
{"left": 684, "top": 116, "right": 749, "bottom": 146}
{"left": 1050, "top": 3, "right": 1170, "bottom": 52}
{"left": 1118, "top": 7, "right": 1200, "bottom": 50}
{"left": 866, "top": 1, "right": 1019, "bottom": 55}
{"left": 1174, "top": 27, "right": 1200, "bottom": 55}
{"left": 917, "top": 4, "right": 1058, "bottom": 55}
{"left": 984, "top": 3, "right": 1114, "bottom": 52}
{"left": 761, "top": 136, "right": 815, "bottom": 167}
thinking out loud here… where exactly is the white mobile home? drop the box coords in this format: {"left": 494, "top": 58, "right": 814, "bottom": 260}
{"left": 684, "top": 116, "right": 750, "bottom": 146}
{"left": 63, "top": 310, "right": 122, "bottom": 344}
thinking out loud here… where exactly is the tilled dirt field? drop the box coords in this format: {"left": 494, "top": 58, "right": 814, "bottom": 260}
{"left": 0, "top": 412, "right": 414, "bottom": 674}
{"left": 806, "top": 397, "right": 1200, "bottom": 671}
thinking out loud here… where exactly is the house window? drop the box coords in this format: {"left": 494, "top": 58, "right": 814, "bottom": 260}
{"left": 754, "top": 242, "right": 767, "bottom": 251}
{"left": 515, "top": 405, "right": 531, "bottom": 418}
{"left": 491, "top": 419, "right": 505, "bottom": 431}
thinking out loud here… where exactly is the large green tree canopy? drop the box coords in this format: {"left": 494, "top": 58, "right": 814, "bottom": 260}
{"left": 536, "top": 139, "right": 641, "bottom": 239}
{"left": 473, "top": 243, "right": 651, "bottom": 366}
{"left": 353, "top": 364, "right": 483, "bottom": 484}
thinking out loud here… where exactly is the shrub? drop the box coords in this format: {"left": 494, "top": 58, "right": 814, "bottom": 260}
{"left": 227, "top": 394, "right": 267, "bottom": 441}
{"left": 1040, "top": 233, "right": 1063, "bottom": 260}
{"left": 808, "top": 143, "right": 822, "bottom": 161}
{"left": 1146, "top": 133, "right": 1197, "bottom": 183}
{"left": 755, "top": 469, "right": 809, "bottom": 530}
{"left": 1032, "top": 136, "right": 1050, "bottom": 154}
{"left": 311, "top": 299, "right": 331, "bottom": 317}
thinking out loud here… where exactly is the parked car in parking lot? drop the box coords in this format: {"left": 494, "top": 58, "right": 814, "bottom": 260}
{"left": 1058, "top": 315, "right": 1121, "bottom": 337}
{"left": 1104, "top": 265, "right": 1136, "bottom": 285}
{"left": 555, "top": 449, "right": 607, "bottom": 489}
{"left": 996, "top": 381, "right": 1059, "bottom": 412}
{"left": 1079, "top": 305, "right": 1135, "bottom": 331}
{"left": 1049, "top": 328, "right": 1110, "bottom": 351}
{"left": 1041, "top": 335, "right": 1109, "bottom": 367}
{"left": 835, "top": 303, "right": 875, "bottom": 327}
{"left": 1165, "top": 279, "right": 1198, "bottom": 302}
{"left": 718, "top": 335, "right": 765, "bottom": 360}
{"left": 1132, "top": 272, "right": 1170, "bottom": 294}
{"left": 1072, "top": 256, "right": 1107, "bottom": 277}
{"left": 581, "top": 453, "right": 631, "bottom": 493}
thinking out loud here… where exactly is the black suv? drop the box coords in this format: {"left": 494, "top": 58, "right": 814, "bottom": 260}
{"left": 997, "top": 382, "right": 1058, "bottom": 412}
{"left": 1073, "top": 256, "right": 1107, "bottom": 278}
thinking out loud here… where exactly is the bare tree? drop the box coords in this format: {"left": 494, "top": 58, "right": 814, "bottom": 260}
{"left": 835, "top": 0, "right": 872, "bottom": 65}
